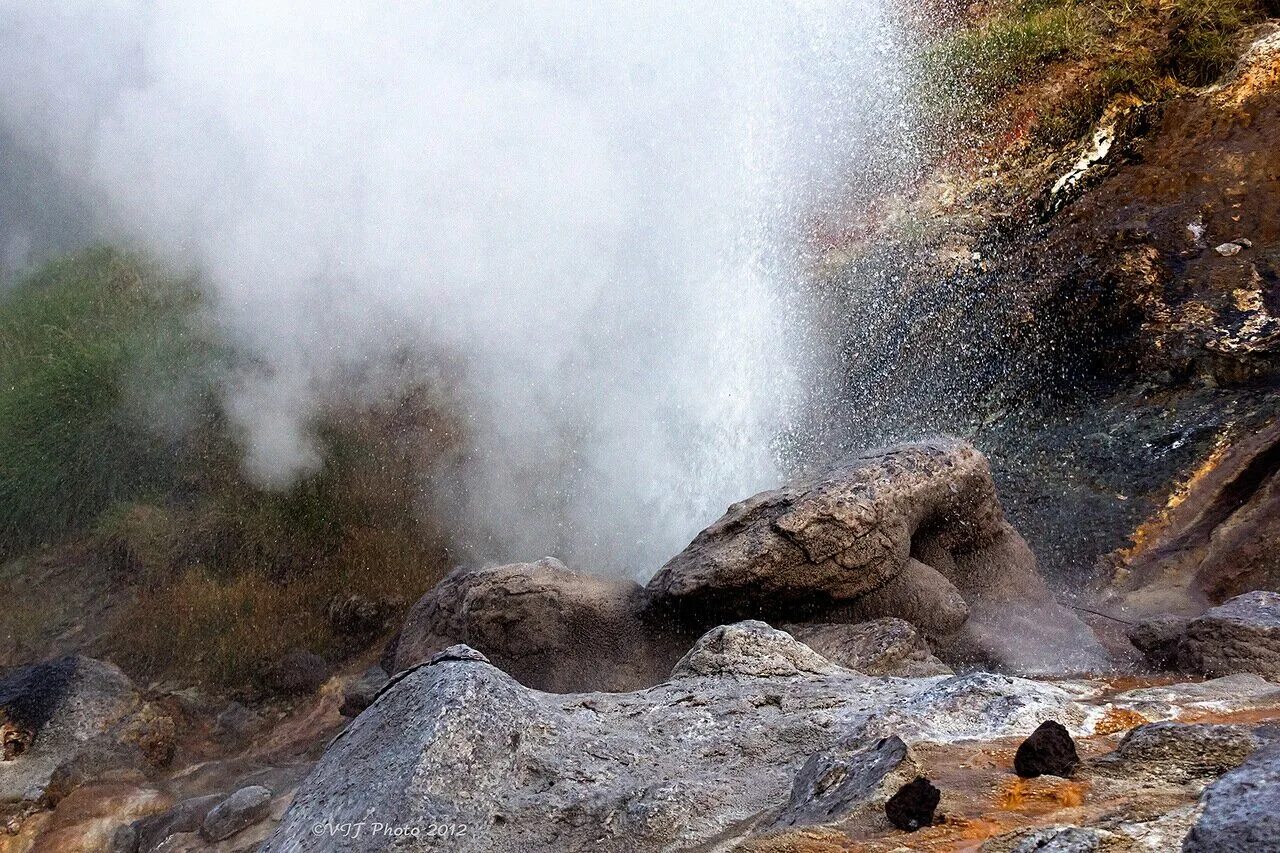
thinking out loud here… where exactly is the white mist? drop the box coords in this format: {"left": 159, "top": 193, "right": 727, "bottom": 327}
{"left": 0, "top": 1, "right": 911, "bottom": 575}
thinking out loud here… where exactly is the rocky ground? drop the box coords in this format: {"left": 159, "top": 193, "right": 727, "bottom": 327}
{"left": 2, "top": 7, "right": 1280, "bottom": 853}
{"left": 1, "top": 440, "right": 1277, "bottom": 851}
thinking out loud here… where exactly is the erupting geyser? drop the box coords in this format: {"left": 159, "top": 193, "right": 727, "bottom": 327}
{"left": 0, "top": 1, "right": 916, "bottom": 574}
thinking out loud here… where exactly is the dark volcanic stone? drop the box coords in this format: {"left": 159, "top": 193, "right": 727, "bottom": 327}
{"left": 885, "top": 776, "right": 940, "bottom": 832}
{"left": 1014, "top": 720, "right": 1079, "bottom": 778}
{"left": 1126, "top": 615, "right": 1190, "bottom": 671}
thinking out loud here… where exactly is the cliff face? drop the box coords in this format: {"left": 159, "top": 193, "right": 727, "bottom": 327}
{"left": 812, "top": 21, "right": 1280, "bottom": 603}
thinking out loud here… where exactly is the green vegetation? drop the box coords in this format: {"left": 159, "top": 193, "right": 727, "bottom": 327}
{"left": 923, "top": 2, "right": 1094, "bottom": 104}
{"left": 0, "top": 248, "right": 455, "bottom": 691}
{"left": 922, "top": 0, "right": 1277, "bottom": 148}
{"left": 0, "top": 247, "right": 213, "bottom": 557}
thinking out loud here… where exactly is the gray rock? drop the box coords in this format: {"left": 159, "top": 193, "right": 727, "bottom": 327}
{"left": 394, "top": 558, "right": 685, "bottom": 692}
{"left": 1183, "top": 742, "right": 1280, "bottom": 852}
{"left": 264, "top": 626, "right": 1097, "bottom": 853}
{"left": 858, "top": 672, "right": 1095, "bottom": 744}
{"left": 1093, "top": 721, "right": 1261, "bottom": 783}
{"left": 669, "top": 621, "right": 838, "bottom": 679}
{"left": 1127, "top": 615, "right": 1190, "bottom": 670}
{"left": 1110, "top": 673, "right": 1280, "bottom": 718}
{"left": 788, "top": 619, "right": 953, "bottom": 677}
{"left": 769, "top": 735, "right": 918, "bottom": 830}
{"left": 0, "top": 656, "right": 140, "bottom": 802}
{"left": 200, "top": 785, "right": 273, "bottom": 843}
{"left": 982, "top": 825, "right": 1113, "bottom": 852}
{"left": 1179, "top": 591, "right": 1280, "bottom": 679}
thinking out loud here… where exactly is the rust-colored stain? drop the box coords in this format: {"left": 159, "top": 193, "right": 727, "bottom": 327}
{"left": 1116, "top": 436, "right": 1231, "bottom": 563}
{"left": 1093, "top": 706, "right": 1149, "bottom": 735}
{"left": 994, "top": 777, "right": 1089, "bottom": 811}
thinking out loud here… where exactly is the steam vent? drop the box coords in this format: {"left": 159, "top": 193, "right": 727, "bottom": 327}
{"left": 2, "top": 3, "right": 1280, "bottom": 851}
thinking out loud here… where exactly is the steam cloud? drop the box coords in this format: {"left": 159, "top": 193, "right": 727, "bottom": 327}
{"left": 0, "top": 1, "right": 912, "bottom": 575}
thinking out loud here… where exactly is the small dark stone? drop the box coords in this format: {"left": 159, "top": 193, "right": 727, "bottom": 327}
{"left": 1015, "top": 720, "right": 1080, "bottom": 778}
{"left": 885, "top": 776, "right": 940, "bottom": 831}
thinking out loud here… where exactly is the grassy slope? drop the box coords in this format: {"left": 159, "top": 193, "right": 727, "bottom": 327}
{"left": 0, "top": 249, "right": 454, "bottom": 691}
{"left": 922, "top": 0, "right": 1280, "bottom": 150}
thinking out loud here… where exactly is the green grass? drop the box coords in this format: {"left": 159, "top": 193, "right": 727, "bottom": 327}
{"left": 1159, "top": 0, "right": 1274, "bottom": 86}
{"left": 923, "top": 0, "right": 1277, "bottom": 147}
{"left": 0, "top": 247, "right": 216, "bottom": 558}
{"left": 921, "top": 1, "right": 1096, "bottom": 114}
{"left": 1, "top": 246, "right": 458, "bottom": 690}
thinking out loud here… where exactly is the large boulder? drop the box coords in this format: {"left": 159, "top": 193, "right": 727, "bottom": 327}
{"left": 265, "top": 624, "right": 1101, "bottom": 853}
{"left": 1183, "top": 741, "right": 1280, "bottom": 852}
{"left": 1178, "top": 591, "right": 1280, "bottom": 680}
{"left": 393, "top": 557, "right": 687, "bottom": 691}
{"left": 646, "top": 439, "right": 1102, "bottom": 673}
{"left": 647, "top": 440, "right": 1005, "bottom": 615}
{"left": 1127, "top": 615, "right": 1191, "bottom": 671}
{"left": 0, "top": 656, "right": 141, "bottom": 806}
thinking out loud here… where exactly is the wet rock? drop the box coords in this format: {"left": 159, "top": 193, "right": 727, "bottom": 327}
{"left": 884, "top": 776, "right": 940, "bottom": 832}
{"left": 394, "top": 558, "right": 683, "bottom": 692}
{"left": 265, "top": 627, "right": 1098, "bottom": 853}
{"left": 1215, "top": 242, "right": 1243, "bottom": 256}
{"left": 1126, "top": 615, "right": 1190, "bottom": 671}
{"left": 859, "top": 673, "right": 1095, "bottom": 744}
{"left": 1097, "top": 719, "right": 1263, "bottom": 780}
{"left": 1014, "top": 720, "right": 1079, "bottom": 778}
{"left": 200, "top": 784, "right": 273, "bottom": 842}
{"left": 649, "top": 439, "right": 1102, "bottom": 674}
{"left": 1092, "top": 721, "right": 1260, "bottom": 783}
{"left": 1107, "top": 421, "right": 1280, "bottom": 613}
{"left": 1179, "top": 591, "right": 1280, "bottom": 679}
{"left": 832, "top": 557, "right": 971, "bottom": 637}
{"left": 771, "top": 735, "right": 918, "bottom": 830}
{"left": 1183, "top": 741, "right": 1280, "bottom": 852}
{"left": 339, "top": 666, "right": 390, "bottom": 718}
{"left": 670, "top": 621, "right": 837, "bottom": 679}
{"left": 1109, "top": 673, "right": 1280, "bottom": 718}
{"left": 788, "top": 619, "right": 953, "bottom": 677}
{"left": 0, "top": 656, "right": 140, "bottom": 803}
{"left": 648, "top": 440, "right": 1004, "bottom": 612}
{"left": 265, "top": 650, "right": 330, "bottom": 696}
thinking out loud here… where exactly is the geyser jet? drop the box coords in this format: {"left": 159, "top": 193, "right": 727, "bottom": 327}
{"left": 0, "top": 1, "right": 912, "bottom": 575}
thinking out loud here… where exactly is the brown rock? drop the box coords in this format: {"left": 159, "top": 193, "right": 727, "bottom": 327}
{"left": 394, "top": 557, "right": 687, "bottom": 692}
{"left": 1178, "top": 591, "right": 1280, "bottom": 679}
{"left": 648, "top": 439, "right": 1102, "bottom": 673}
{"left": 1107, "top": 419, "right": 1280, "bottom": 615}
{"left": 787, "top": 619, "right": 953, "bottom": 677}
